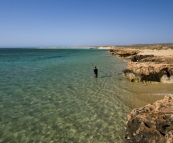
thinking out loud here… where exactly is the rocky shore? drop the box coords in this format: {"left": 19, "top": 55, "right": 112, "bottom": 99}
{"left": 124, "top": 95, "right": 173, "bottom": 143}
{"left": 109, "top": 46, "right": 173, "bottom": 83}
{"left": 108, "top": 45, "right": 173, "bottom": 142}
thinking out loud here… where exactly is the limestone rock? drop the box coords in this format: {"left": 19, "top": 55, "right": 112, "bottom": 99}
{"left": 131, "top": 55, "right": 173, "bottom": 64}
{"left": 109, "top": 48, "right": 139, "bottom": 57}
{"left": 109, "top": 48, "right": 173, "bottom": 83}
{"left": 123, "top": 62, "right": 173, "bottom": 83}
{"left": 131, "top": 55, "right": 154, "bottom": 62}
{"left": 124, "top": 95, "right": 173, "bottom": 143}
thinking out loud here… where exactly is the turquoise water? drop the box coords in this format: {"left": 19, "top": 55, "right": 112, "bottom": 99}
{"left": 0, "top": 49, "right": 172, "bottom": 143}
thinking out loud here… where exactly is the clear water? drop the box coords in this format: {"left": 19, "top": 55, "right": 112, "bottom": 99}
{"left": 0, "top": 48, "right": 172, "bottom": 143}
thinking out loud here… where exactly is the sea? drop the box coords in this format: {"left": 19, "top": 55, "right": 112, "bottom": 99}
{"left": 0, "top": 48, "right": 173, "bottom": 143}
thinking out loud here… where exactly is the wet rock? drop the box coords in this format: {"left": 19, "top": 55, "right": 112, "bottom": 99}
{"left": 124, "top": 95, "right": 173, "bottom": 143}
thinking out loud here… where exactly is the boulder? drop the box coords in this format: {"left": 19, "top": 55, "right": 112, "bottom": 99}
{"left": 124, "top": 95, "right": 173, "bottom": 143}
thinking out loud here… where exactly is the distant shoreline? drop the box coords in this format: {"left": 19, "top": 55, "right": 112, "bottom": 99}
{"left": 94, "top": 43, "right": 173, "bottom": 50}
{"left": 1, "top": 43, "right": 173, "bottom": 49}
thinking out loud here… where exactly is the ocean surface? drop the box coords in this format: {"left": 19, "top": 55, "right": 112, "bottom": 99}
{"left": 0, "top": 48, "right": 173, "bottom": 143}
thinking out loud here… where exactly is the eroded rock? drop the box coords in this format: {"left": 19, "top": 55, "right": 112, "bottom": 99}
{"left": 131, "top": 55, "right": 173, "bottom": 64}
{"left": 109, "top": 48, "right": 139, "bottom": 57}
{"left": 124, "top": 95, "right": 173, "bottom": 143}
{"left": 109, "top": 48, "right": 173, "bottom": 83}
{"left": 123, "top": 62, "right": 173, "bottom": 83}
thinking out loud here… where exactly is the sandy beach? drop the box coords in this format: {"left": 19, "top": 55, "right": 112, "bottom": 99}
{"left": 138, "top": 49, "right": 173, "bottom": 57}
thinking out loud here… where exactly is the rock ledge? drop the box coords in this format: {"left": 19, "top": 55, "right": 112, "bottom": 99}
{"left": 109, "top": 48, "right": 173, "bottom": 83}
{"left": 124, "top": 95, "right": 173, "bottom": 143}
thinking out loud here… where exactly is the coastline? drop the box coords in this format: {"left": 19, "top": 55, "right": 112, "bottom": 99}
{"left": 107, "top": 45, "right": 173, "bottom": 83}
{"left": 101, "top": 45, "right": 173, "bottom": 142}
{"left": 1, "top": 48, "right": 172, "bottom": 142}
{"left": 0, "top": 49, "right": 141, "bottom": 143}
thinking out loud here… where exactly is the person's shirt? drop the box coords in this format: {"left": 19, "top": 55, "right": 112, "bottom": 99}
{"left": 94, "top": 68, "right": 98, "bottom": 74}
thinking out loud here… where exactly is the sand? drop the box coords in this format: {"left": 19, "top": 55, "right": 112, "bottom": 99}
{"left": 138, "top": 49, "right": 173, "bottom": 57}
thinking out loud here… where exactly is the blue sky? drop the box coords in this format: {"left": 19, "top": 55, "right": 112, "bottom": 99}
{"left": 0, "top": 0, "right": 173, "bottom": 47}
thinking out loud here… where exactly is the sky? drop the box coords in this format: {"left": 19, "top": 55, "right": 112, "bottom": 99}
{"left": 0, "top": 0, "right": 173, "bottom": 47}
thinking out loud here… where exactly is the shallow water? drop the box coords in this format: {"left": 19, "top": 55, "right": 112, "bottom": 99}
{"left": 0, "top": 48, "right": 172, "bottom": 143}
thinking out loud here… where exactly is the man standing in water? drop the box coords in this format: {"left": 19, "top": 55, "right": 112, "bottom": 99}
{"left": 94, "top": 66, "right": 98, "bottom": 78}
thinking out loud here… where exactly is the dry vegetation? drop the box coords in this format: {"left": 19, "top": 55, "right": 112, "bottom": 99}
{"left": 113, "top": 44, "right": 173, "bottom": 50}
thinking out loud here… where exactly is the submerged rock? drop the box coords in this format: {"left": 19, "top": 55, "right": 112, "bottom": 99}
{"left": 124, "top": 95, "right": 173, "bottom": 143}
